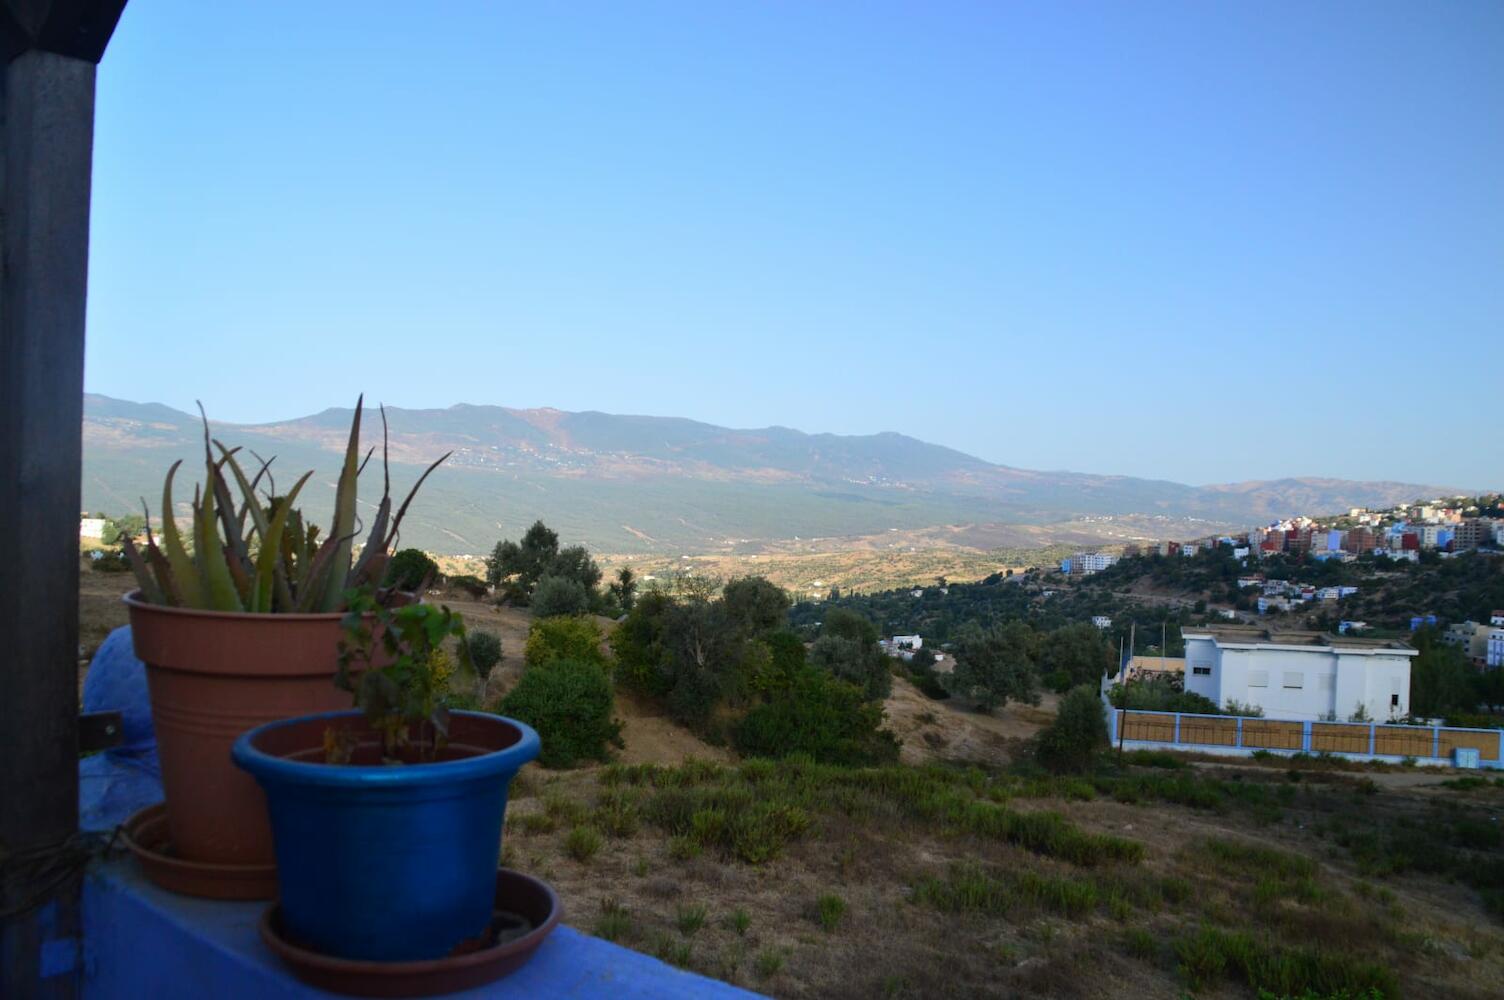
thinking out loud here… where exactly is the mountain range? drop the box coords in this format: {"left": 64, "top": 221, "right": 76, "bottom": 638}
{"left": 80, "top": 395, "right": 1459, "bottom": 557}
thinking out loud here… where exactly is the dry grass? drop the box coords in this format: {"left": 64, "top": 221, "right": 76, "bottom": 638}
{"left": 501, "top": 756, "right": 1504, "bottom": 999}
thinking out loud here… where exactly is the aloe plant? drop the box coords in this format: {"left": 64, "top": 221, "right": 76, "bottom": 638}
{"left": 122, "top": 397, "right": 449, "bottom": 613}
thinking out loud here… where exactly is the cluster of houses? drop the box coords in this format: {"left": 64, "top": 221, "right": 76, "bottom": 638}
{"left": 1441, "top": 612, "right": 1504, "bottom": 669}
{"left": 1234, "top": 575, "right": 1360, "bottom": 614}
{"left": 1196, "top": 503, "right": 1502, "bottom": 565}
{"left": 879, "top": 634, "right": 948, "bottom": 669}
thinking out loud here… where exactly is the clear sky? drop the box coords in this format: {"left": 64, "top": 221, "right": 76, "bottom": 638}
{"left": 84, "top": 1, "right": 1503, "bottom": 489}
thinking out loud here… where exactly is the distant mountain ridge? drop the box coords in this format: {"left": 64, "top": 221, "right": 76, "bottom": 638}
{"left": 80, "top": 394, "right": 1461, "bottom": 556}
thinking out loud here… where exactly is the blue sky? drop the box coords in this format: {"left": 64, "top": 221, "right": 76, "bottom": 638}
{"left": 85, "top": 1, "right": 1502, "bottom": 488}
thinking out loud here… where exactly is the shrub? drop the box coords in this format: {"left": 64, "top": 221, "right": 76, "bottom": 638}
{"left": 1109, "top": 677, "right": 1223, "bottom": 714}
{"left": 676, "top": 903, "right": 708, "bottom": 936}
{"left": 814, "top": 894, "right": 846, "bottom": 932}
{"left": 734, "top": 669, "right": 900, "bottom": 766}
{"left": 912, "top": 667, "right": 951, "bottom": 700}
{"left": 1172, "top": 925, "right": 1396, "bottom": 997}
{"left": 524, "top": 616, "right": 606, "bottom": 670}
{"left": 466, "top": 631, "right": 502, "bottom": 679}
{"left": 725, "top": 908, "right": 751, "bottom": 936}
{"left": 448, "top": 573, "right": 489, "bottom": 598}
{"left": 595, "top": 898, "right": 634, "bottom": 942}
{"left": 531, "top": 574, "right": 591, "bottom": 617}
{"left": 1036, "top": 686, "right": 1109, "bottom": 773}
{"left": 565, "top": 824, "right": 603, "bottom": 861}
{"left": 384, "top": 548, "right": 439, "bottom": 591}
{"left": 499, "top": 658, "right": 621, "bottom": 768}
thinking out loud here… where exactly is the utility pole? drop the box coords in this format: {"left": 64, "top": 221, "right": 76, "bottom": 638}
{"left": 1, "top": 4, "right": 128, "bottom": 997}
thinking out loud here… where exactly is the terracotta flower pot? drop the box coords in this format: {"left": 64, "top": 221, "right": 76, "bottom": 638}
{"left": 124, "top": 590, "right": 379, "bottom": 889}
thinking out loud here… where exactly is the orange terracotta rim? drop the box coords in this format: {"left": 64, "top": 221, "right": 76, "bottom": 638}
{"left": 121, "top": 802, "right": 278, "bottom": 901}
{"left": 122, "top": 589, "right": 352, "bottom": 622}
{"left": 258, "top": 869, "right": 562, "bottom": 997}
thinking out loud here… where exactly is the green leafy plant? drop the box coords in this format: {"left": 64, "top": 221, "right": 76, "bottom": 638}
{"left": 334, "top": 589, "right": 471, "bottom": 761}
{"left": 122, "top": 397, "right": 449, "bottom": 614}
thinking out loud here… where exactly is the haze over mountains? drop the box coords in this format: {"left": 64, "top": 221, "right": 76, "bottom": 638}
{"left": 81, "top": 395, "right": 1458, "bottom": 557}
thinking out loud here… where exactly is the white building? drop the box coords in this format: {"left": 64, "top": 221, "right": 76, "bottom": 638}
{"left": 1072, "top": 552, "right": 1118, "bottom": 575}
{"left": 80, "top": 517, "right": 107, "bottom": 540}
{"left": 1489, "top": 629, "right": 1504, "bottom": 669}
{"left": 880, "top": 634, "right": 924, "bottom": 661}
{"left": 1182, "top": 626, "right": 1416, "bottom": 722}
{"left": 1091, "top": 616, "right": 1112, "bottom": 629}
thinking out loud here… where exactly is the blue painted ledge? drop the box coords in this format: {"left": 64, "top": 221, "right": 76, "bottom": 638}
{"left": 84, "top": 858, "right": 761, "bottom": 999}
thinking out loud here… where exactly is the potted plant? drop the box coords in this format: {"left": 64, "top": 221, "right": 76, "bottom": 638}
{"left": 231, "top": 594, "right": 543, "bottom": 967}
{"left": 119, "top": 398, "right": 448, "bottom": 898}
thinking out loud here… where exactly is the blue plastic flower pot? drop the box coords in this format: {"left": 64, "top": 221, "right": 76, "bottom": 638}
{"left": 232, "top": 709, "right": 540, "bottom": 962}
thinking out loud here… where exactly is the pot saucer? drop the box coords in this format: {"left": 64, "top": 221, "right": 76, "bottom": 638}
{"left": 258, "top": 869, "right": 562, "bottom": 997}
{"left": 121, "top": 802, "right": 277, "bottom": 900}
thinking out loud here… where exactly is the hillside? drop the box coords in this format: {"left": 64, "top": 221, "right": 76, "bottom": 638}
{"left": 81, "top": 394, "right": 1460, "bottom": 557}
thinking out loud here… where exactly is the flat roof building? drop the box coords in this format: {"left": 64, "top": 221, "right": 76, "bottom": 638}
{"left": 1181, "top": 626, "right": 1416, "bottom": 722}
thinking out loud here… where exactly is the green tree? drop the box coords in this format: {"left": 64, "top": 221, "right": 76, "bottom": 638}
{"left": 548, "top": 545, "right": 602, "bottom": 593}
{"left": 1040, "top": 623, "right": 1114, "bottom": 690}
{"left": 486, "top": 520, "right": 560, "bottom": 602}
{"left": 104, "top": 512, "right": 147, "bottom": 543}
{"left": 384, "top": 548, "right": 439, "bottom": 591}
{"left": 531, "top": 574, "right": 591, "bottom": 617}
{"left": 1410, "top": 628, "right": 1475, "bottom": 718}
{"left": 609, "top": 590, "right": 673, "bottom": 696}
{"left": 607, "top": 567, "right": 638, "bottom": 614}
{"left": 722, "top": 576, "right": 791, "bottom": 636}
{"left": 661, "top": 597, "right": 751, "bottom": 728}
{"left": 808, "top": 634, "right": 891, "bottom": 701}
{"left": 948, "top": 621, "right": 1041, "bottom": 713}
{"left": 1036, "top": 686, "right": 1108, "bottom": 772}
{"left": 754, "top": 629, "right": 808, "bottom": 694}
{"left": 821, "top": 607, "right": 879, "bottom": 646}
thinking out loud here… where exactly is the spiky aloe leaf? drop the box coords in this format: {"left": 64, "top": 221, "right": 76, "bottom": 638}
{"left": 199, "top": 404, "right": 254, "bottom": 584}
{"left": 143, "top": 537, "right": 181, "bottom": 605}
{"left": 349, "top": 405, "right": 393, "bottom": 589}
{"left": 194, "top": 464, "right": 244, "bottom": 611}
{"left": 384, "top": 450, "right": 452, "bottom": 551}
{"left": 159, "top": 461, "right": 205, "bottom": 607}
{"left": 297, "top": 533, "right": 351, "bottom": 612}
{"left": 250, "top": 470, "right": 312, "bottom": 612}
{"left": 316, "top": 396, "right": 364, "bottom": 611}
{"left": 119, "top": 535, "right": 165, "bottom": 605}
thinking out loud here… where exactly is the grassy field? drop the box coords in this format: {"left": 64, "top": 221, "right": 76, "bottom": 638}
{"left": 502, "top": 753, "right": 1504, "bottom": 999}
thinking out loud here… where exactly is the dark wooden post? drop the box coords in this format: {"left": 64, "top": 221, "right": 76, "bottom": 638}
{"left": 0, "top": 4, "right": 126, "bottom": 997}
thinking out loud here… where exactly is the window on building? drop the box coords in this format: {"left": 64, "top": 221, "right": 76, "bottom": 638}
{"left": 1248, "top": 670, "right": 1268, "bottom": 688}
{"left": 1282, "top": 672, "right": 1304, "bottom": 689}
{"left": 1391, "top": 694, "right": 1399, "bottom": 708}
{"left": 1192, "top": 665, "right": 1211, "bottom": 676}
